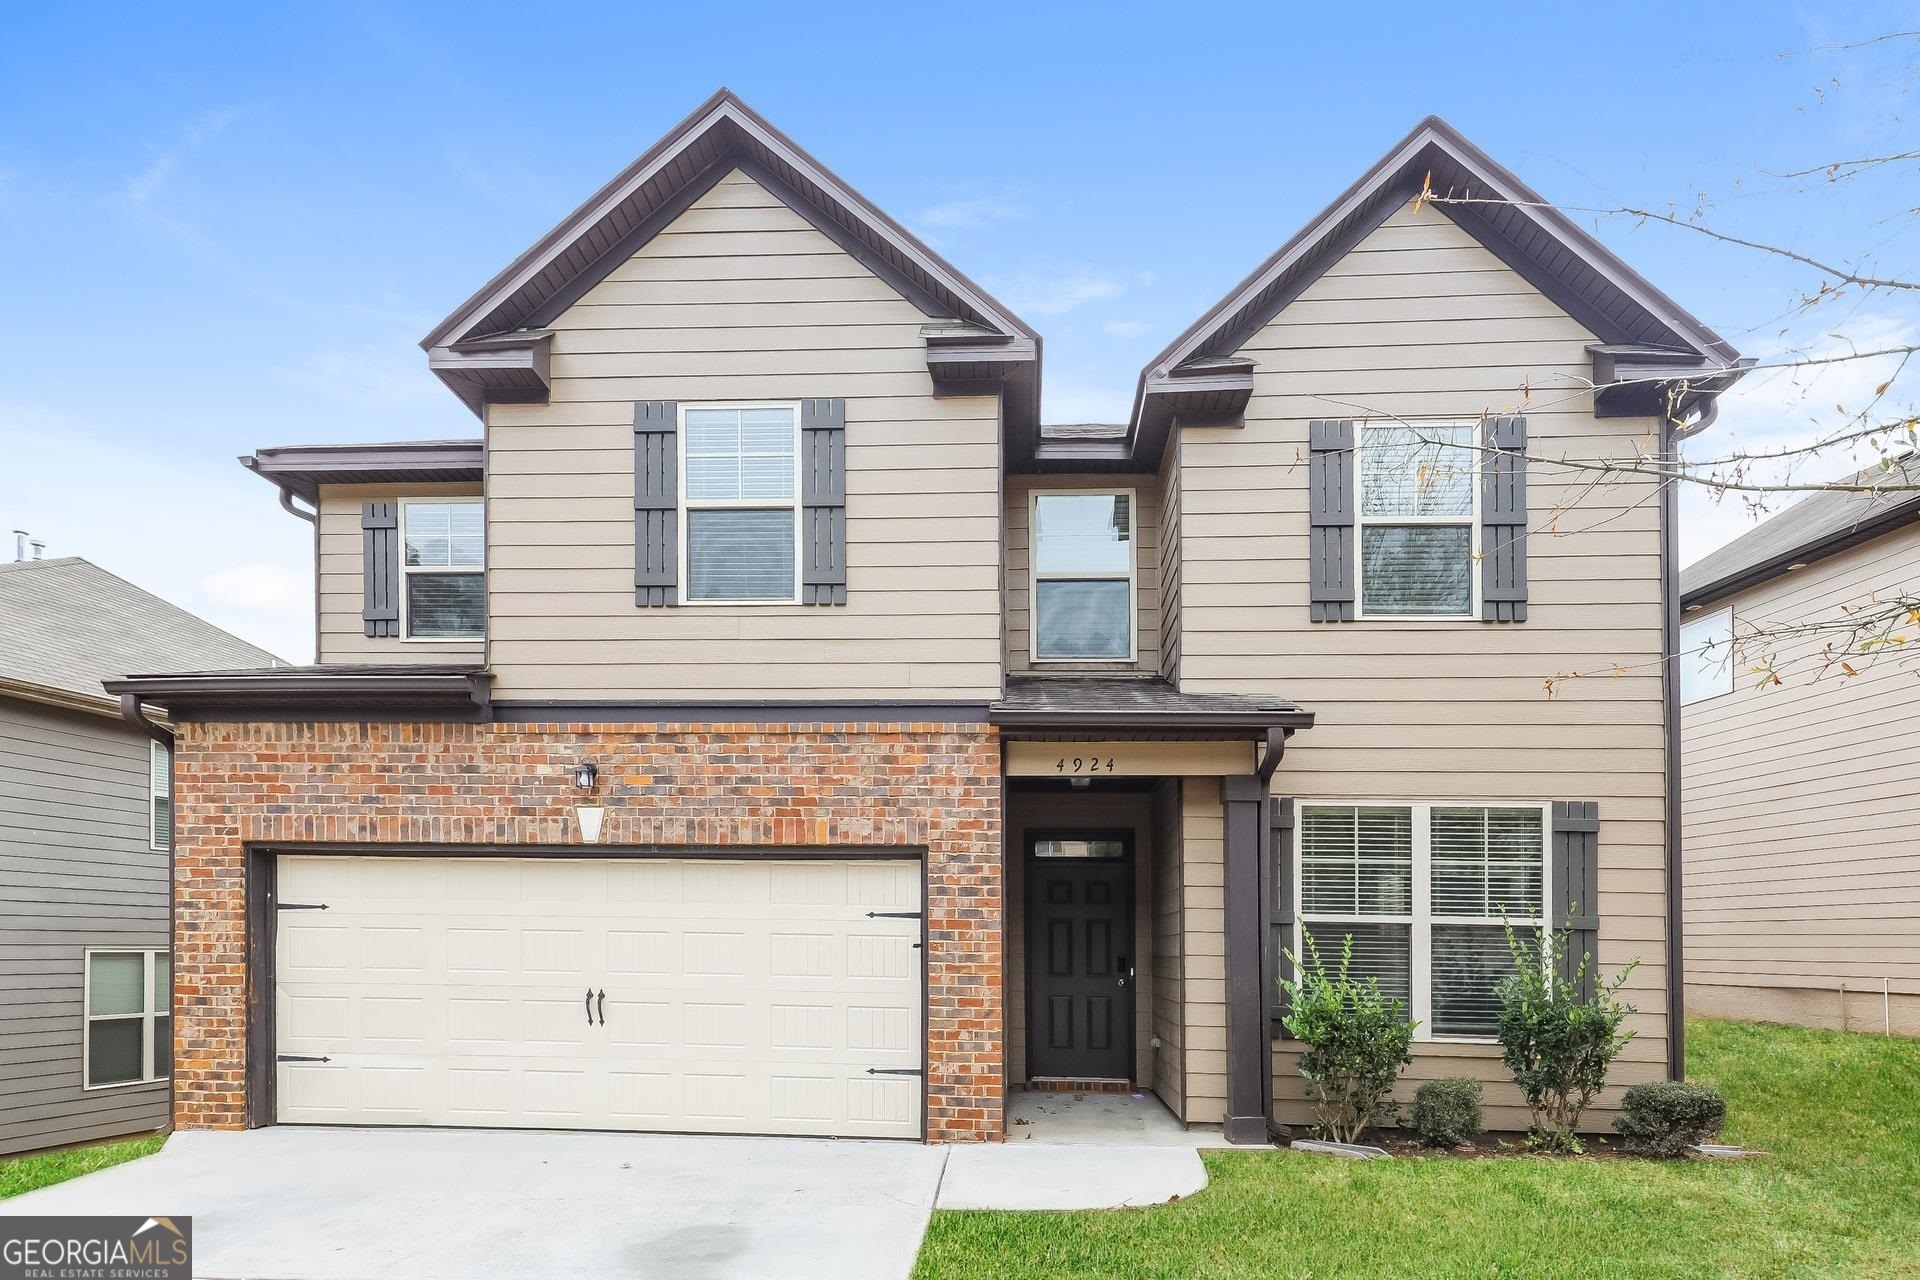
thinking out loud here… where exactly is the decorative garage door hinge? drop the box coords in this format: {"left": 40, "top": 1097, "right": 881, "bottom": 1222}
{"left": 276, "top": 1054, "right": 332, "bottom": 1064}
{"left": 276, "top": 902, "right": 329, "bottom": 911}
{"left": 865, "top": 911, "right": 921, "bottom": 919}
{"left": 865, "top": 1067, "right": 924, "bottom": 1077}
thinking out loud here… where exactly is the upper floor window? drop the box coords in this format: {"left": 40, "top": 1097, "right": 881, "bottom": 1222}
{"left": 682, "top": 404, "right": 800, "bottom": 603}
{"left": 1680, "top": 607, "right": 1735, "bottom": 705}
{"left": 84, "top": 949, "right": 169, "bottom": 1089}
{"left": 1357, "top": 422, "right": 1477, "bottom": 618}
{"left": 148, "top": 740, "right": 170, "bottom": 852}
{"left": 1032, "top": 491, "right": 1134, "bottom": 661}
{"left": 402, "top": 499, "right": 484, "bottom": 639}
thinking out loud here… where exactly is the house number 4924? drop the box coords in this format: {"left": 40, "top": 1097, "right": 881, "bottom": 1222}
{"left": 1056, "top": 754, "right": 1118, "bottom": 775}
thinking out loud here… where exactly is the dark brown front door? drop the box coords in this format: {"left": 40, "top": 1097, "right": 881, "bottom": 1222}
{"left": 1026, "top": 833, "right": 1134, "bottom": 1080}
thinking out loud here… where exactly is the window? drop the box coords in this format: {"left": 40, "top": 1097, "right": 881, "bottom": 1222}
{"left": 681, "top": 404, "right": 800, "bottom": 603}
{"left": 1032, "top": 837, "right": 1128, "bottom": 859}
{"left": 401, "top": 499, "right": 484, "bottom": 638}
{"left": 1293, "top": 802, "right": 1547, "bottom": 1039}
{"left": 148, "top": 739, "right": 170, "bottom": 852}
{"left": 1356, "top": 422, "right": 1478, "bottom": 618}
{"left": 1680, "top": 607, "right": 1735, "bottom": 705}
{"left": 84, "top": 950, "right": 169, "bottom": 1088}
{"left": 1031, "top": 491, "right": 1134, "bottom": 660}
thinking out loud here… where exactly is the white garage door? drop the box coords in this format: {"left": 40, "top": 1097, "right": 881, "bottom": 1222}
{"left": 274, "top": 855, "right": 923, "bottom": 1139}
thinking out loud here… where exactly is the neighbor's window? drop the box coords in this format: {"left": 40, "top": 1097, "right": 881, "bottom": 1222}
{"left": 1357, "top": 422, "right": 1477, "bottom": 618}
{"left": 148, "top": 740, "right": 170, "bottom": 852}
{"left": 682, "top": 404, "right": 799, "bottom": 603}
{"left": 402, "top": 499, "right": 484, "bottom": 638}
{"left": 1680, "top": 607, "right": 1735, "bottom": 705}
{"left": 1294, "top": 802, "right": 1546, "bottom": 1038}
{"left": 1032, "top": 491, "right": 1134, "bottom": 660}
{"left": 84, "top": 950, "right": 169, "bottom": 1088}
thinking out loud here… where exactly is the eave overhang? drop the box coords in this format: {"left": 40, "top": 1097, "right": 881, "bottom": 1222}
{"left": 0, "top": 674, "right": 123, "bottom": 721}
{"left": 1117, "top": 115, "right": 1747, "bottom": 471}
{"left": 421, "top": 89, "right": 1041, "bottom": 438}
{"left": 1681, "top": 493, "right": 1920, "bottom": 613}
{"left": 241, "top": 440, "right": 485, "bottom": 507}
{"left": 102, "top": 667, "right": 494, "bottom": 722}
{"left": 991, "top": 677, "right": 1314, "bottom": 742}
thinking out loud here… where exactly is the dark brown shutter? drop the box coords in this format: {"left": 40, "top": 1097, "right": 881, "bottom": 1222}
{"left": 1307, "top": 420, "right": 1355, "bottom": 622}
{"left": 634, "top": 401, "right": 678, "bottom": 607}
{"left": 1268, "top": 798, "right": 1296, "bottom": 1026}
{"left": 1552, "top": 801, "right": 1600, "bottom": 998}
{"left": 1482, "top": 416, "right": 1528, "bottom": 622}
{"left": 361, "top": 501, "right": 400, "bottom": 637}
{"left": 800, "top": 398, "right": 847, "bottom": 605}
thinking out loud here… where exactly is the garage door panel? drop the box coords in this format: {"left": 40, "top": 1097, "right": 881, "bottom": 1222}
{"left": 276, "top": 855, "right": 924, "bottom": 1139}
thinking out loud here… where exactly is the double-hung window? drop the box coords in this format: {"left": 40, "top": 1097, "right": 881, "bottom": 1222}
{"left": 1031, "top": 491, "right": 1135, "bottom": 661}
{"left": 681, "top": 404, "right": 800, "bottom": 603}
{"left": 84, "top": 950, "right": 169, "bottom": 1088}
{"left": 1293, "top": 802, "right": 1547, "bottom": 1038}
{"left": 1356, "top": 422, "right": 1478, "bottom": 618}
{"left": 148, "top": 739, "right": 170, "bottom": 852}
{"left": 401, "top": 499, "right": 484, "bottom": 638}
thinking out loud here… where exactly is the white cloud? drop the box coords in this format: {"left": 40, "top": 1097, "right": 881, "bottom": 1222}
{"left": 1041, "top": 382, "right": 1131, "bottom": 425}
{"left": 1103, "top": 320, "right": 1153, "bottom": 338}
{"left": 126, "top": 107, "right": 240, "bottom": 207}
{"left": 990, "top": 266, "right": 1148, "bottom": 317}
{"left": 915, "top": 196, "right": 1027, "bottom": 231}
{"left": 274, "top": 343, "right": 450, "bottom": 412}
{"left": 201, "top": 563, "right": 309, "bottom": 617}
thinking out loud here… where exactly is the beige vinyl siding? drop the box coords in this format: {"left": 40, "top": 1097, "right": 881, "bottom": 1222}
{"left": 1158, "top": 435, "right": 1183, "bottom": 682}
{"left": 1004, "top": 475, "right": 1161, "bottom": 673}
{"left": 1149, "top": 779, "right": 1186, "bottom": 1117}
{"left": 1175, "top": 202, "right": 1671, "bottom": 1126}
{"left": 316, "top": 482, "right": 485, "bottom": 666}
{"left": 1682, "top": 525, "right": 1920, "bottom": 1035}
{"left": 484, "top": 170, "right": 1003, "bottom": 700}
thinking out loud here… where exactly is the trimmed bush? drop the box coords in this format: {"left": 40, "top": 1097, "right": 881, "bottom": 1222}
{"left": 1614, "top": 1081, "right": 1728, "bottom": 1157}
{"left": 1496, "top": 923, "right": 1638, "bottom": 1153}
{"left": 1412, "top": 1077, "right": 1484, "bottom": 1148}
{"left": 1279, "top": 932, "right": 1417, "bottom": 1144}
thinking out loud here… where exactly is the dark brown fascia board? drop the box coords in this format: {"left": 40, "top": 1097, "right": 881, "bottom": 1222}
{"left": 1680, "top": 496, "right": 1920, "bottom": 612}
{"left": 419, "top": 89, "right": 1038, "bottom": 383}
{"left": 494, "top": 699, "right": 993, "bottom": 724}
{"left": 1121, "top": 115, "right": 1746, "bottom": 468}
{"left": 241, "top": 440, "right": 486, "bottom": 503}
{"left": 102, "top": 669, "right": 493, "bottom": 720}
{"left": 425, "top": 332, "right": 553, "bottom": 415}
{"left": 990, "top": 708, "right": 1316, "bottom": 733}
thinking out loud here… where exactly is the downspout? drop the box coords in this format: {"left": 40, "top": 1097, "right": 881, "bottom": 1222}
{"left": 118, "top": 692, "right": 174, "bottom": 747}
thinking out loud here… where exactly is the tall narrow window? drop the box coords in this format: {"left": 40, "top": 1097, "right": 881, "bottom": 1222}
{"left": 148, "top": 739, "right": 170, "bottom": 852}
{"left": 1680, "top": 607, "right": 1735, "bottom": 705}
{"left": 1032, "top": 491, "right": 1134, "bottom": 660}
{"left": 682, "top": 404, "right": 799, "bottom": 603}
{"left": 1356, "top": 422, "right": 1477, "bottom": 618}
{"left": 1292, "top": 802, "right": 1547, "bottom": 1039}
{"left": 85, "top": 950, "right": 169, "bottom": 1088}
{"left": 402, "top": 499, "right": 484, "bottom": 638}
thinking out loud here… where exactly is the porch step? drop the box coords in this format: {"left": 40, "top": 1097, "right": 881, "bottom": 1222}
{"left": 1023, "top": 1077, "right": 1134, "bottom": 1095}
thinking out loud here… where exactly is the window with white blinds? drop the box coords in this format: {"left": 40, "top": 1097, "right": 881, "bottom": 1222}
{"left": 680, "top": 404, "right": 800, "bottom": 603}
{"left": 1294, "top": 802, "right": 1548, "bottom": 1039}
{"left": 1355, "top": 422, "right": 1478, "bottom": 618}
{"left": 401, "top": 499, "right": 485, "bottom": 638}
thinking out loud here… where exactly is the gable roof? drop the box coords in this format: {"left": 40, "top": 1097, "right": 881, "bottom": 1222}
{"left": 0, "top": 558, "right": 284, "bottom": 717}
{"left": 1681, "top": 454, "right": 1920, "bottom": 610}
{"left": 421, "top": 89, "right": 1040, "bottom": 435}
{"left": 1114, "top": 116, "right": 1747, "bottom": 471}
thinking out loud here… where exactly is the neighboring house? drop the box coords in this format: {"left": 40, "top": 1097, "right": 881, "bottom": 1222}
{"left": 107, "top": 92, "right": 1744, "bottom": 1144}
{"left": 0, "top": 556, "right": 280, "bottom": 1157}
{"left": 1679, "top": 457, "right": 1920, "bottom": 1036}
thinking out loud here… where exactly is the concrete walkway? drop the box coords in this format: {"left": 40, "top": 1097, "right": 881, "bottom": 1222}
{"left": 1, "top": 1121, "right": 1226, "bottom": 1277}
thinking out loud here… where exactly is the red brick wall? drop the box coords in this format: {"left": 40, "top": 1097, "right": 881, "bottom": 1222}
{"left": 171, "top": 719, "right": 1004, "bottom": 1142}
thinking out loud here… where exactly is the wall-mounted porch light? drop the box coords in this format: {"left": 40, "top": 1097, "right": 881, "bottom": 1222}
{"left": 571, "top": 762, "right": 599, "bottom": 792}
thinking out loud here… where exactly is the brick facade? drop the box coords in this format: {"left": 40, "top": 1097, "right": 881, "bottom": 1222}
{"left": 171, "top": 719, "right": 1004, "bottom": 1142}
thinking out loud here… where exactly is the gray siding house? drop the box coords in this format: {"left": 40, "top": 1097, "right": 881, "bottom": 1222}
{"left": 0, "top": 555, "right": 279, "bottom": 1156}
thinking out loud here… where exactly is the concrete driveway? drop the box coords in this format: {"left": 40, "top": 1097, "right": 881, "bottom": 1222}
{"left": 1, "top": 1128, "right": 947, "bottom": 1280}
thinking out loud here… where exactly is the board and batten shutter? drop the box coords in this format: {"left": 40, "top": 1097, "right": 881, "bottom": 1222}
{"left": 361, "top": 501, "right": 400, "bottom": 637}
{"left": 1551, "top": 800, "right": 1600, "bottom": 998}
{"left": 1481, "top": 415, "right": 1529, "bottom": 622}
{"left": 800, "top": 397, "right": 847, "bottom": 605}
{"left": 1307, "top": 420, "right": 1355, "bottom": 622}
{"left": 1268, "top": 797, "right": 1296, "bottom": 1026}
{"left": 634, "top": 400, "right": 679, "bottom": 607}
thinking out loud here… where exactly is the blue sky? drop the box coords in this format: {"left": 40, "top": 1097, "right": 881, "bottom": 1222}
{"left": 2, "top": 3, "right": 1914, "bottom": 660}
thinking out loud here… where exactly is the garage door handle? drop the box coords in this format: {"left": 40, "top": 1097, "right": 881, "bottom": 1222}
{"left": 597, "top": 990, "right": 606, "bottom": 1024}
{"left": 585, "top": 988, "right": 596, "bottom": 1025}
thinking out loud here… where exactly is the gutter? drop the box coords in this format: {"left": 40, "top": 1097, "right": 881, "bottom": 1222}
{"left": 118, "top": 692, "right": 175, "bottom": 747}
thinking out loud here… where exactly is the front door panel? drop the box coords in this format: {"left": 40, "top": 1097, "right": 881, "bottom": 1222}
{"left": 1027, "top": 847, "right": 1133, "bottom": 1080}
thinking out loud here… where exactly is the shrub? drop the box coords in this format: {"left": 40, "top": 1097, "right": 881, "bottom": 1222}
{"left": 1279, "top": 931, "right": 1417, "bottom": 1144}
{"left": 1495, "top": 922, "right": 1637, "bottom": 1153}
{"left": 1412, "top": 1077, "right": 1484, "bottom": 1148}
{"left": 1614, "top": 1081, "right": 1728, "bottom": 1157}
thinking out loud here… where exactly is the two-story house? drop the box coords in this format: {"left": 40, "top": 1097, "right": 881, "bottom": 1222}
{"left": 108, "top": 92, "right": 1744, "bottom": 1144}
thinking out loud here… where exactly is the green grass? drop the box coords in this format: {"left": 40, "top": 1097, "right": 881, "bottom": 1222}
{"left": 915, "top": 1020, "right": 1920, "bottom": 1279}
{"left": 0, "top": 1134, "right": 166, "bottom": 1200}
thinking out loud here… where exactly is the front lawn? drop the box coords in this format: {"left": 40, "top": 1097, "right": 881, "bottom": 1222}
{"left": 915, "top": 1020, "right": 1920, "bottom": 1279}
{"left": 0, "top": 1134, "right": 166, "bottom": 1200}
